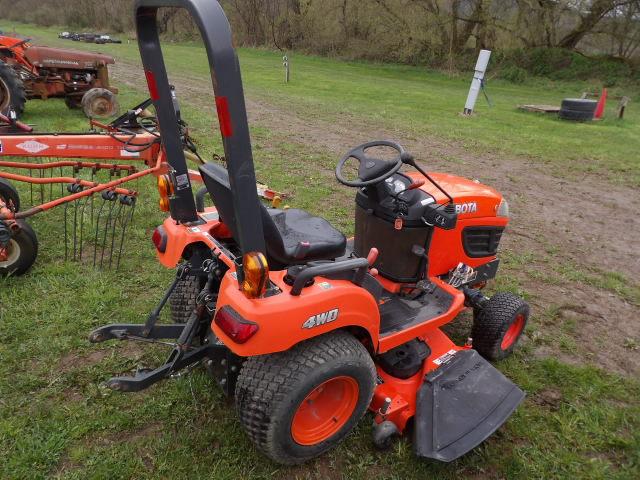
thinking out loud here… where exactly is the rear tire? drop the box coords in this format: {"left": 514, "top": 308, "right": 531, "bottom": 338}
{"left": 235, "top": 331, "right": 376, "bottom": 465}
{"left": 472, "top": 292, "right": 529, "bottom": 361}
{"left": 0, "top": 220, "right": 38, "bottom": 276}
{"left": 169, "top": 274, "right": 203, "bottom": 323}
{"left": 81, "top": 88, "right": 119, "bottom": 118}
{"left": 0, "top": 179, "right": 20, "bottom": 212}
{"left": 0, "top": 61, "right": 26, "bottom": 117}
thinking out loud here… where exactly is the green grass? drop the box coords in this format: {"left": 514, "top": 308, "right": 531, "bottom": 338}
{"left": 3, "top": 21, "right": 640, "bottom": 186}
{"left": 0, "top": 23, "right": 639, "bottom": 480}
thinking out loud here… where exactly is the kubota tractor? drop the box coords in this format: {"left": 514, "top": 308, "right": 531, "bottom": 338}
{"left": 91, "top": 0, "right": 530, "bottom": 466}
{"left": 0, "top": 35, "right": 119, "bottom": 118}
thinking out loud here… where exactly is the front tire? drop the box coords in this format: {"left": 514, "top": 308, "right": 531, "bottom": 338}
{"left": 472, "top": 292, "right": 529, "bottom": 361}
{"left": 235, "top": 331, "right": 376, "bottom": 465}
{"left": 0, "top": 220, "right": 38, "bottom": 276}
{"left": 81, "top": 88, "right": 119, "bottom": 118}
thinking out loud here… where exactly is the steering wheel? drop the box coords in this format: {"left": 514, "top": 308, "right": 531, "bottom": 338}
{"left": 336, "top": 140, "right": 405, "bottom": 187}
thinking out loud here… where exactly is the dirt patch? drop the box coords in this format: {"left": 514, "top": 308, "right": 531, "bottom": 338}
{"left": 51, "top": 454, "right": 81, "bottom": 479}
{"left": 531, "top": 388, "right": 563, "bottom": 410}
{"left": 56, "top": 343, "right": 145, "bottom": 373}
{"left": 110, "top": 59, "right": 640, "bottom": 375}
{"left": 92, "top": 422, "right": 164, "bottom": 448}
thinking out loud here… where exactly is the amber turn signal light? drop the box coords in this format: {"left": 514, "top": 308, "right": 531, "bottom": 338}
{"left": 241, "top": 251, "right": 269, "bottom": 298}
{"left": 157, "top": 175, "right": 174, "bottom": 212}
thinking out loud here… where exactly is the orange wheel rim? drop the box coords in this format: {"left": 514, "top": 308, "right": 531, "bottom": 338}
{"left": 501, "top": 313, "right": 525, "bottom": 350}
{"left": 291, "top": 376, "right": 359, "bottom": 445}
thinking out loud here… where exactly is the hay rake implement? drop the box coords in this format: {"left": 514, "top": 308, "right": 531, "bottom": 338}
{"left": 0, "top": 104, "right": 167, "bottom": 275}
{"left": 0, "top": 102, "right": 287, "bottom": 276}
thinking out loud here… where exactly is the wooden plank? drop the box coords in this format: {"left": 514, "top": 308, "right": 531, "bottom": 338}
{"left": 518, "top": 104, "right": 561, "bottom": 113}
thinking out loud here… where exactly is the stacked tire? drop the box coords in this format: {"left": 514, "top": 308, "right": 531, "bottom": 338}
{"left": 558, "top": 98, "right": 597, "bottom": 122}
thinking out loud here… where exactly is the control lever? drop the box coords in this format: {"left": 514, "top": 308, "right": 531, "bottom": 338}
{"left": 422, "top": 203, "right": 457, "bottom": 230}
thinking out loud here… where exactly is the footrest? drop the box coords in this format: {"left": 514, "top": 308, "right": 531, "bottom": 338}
{"left": 414, "top": 349, "right": 525, "bottom": 462}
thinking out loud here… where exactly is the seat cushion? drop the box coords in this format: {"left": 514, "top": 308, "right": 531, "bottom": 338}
{"left": 265, "top": 208, "right": 346, "bottom": 265}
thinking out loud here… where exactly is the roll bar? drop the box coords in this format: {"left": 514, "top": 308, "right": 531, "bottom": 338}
{"left": 134, "top": 0, "right": 266, "bottom": 256}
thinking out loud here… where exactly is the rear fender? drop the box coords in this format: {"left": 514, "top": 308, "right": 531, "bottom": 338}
{"left": 212, "top": 270, "right": 381, "bottom": 356}
{"left": 154, "top": 208, "right": 227, "bottom": 268}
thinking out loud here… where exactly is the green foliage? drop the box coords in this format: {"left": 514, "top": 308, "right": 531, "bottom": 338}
{"left": 499, "top": 47, "right": 636, "bottom": 86}
{"left": 501, "top": 65, "right": 528, "bottom": 84}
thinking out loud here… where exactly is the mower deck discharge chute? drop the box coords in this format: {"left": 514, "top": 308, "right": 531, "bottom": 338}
{"left": 91, "top": 0, "right": 529, "bottom": 465}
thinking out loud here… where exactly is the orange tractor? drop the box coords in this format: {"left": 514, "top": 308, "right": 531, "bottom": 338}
{"left": 91, "top": 0, "right": 530, "bottom": 466}
{"left": 0, "top": 35, "right": 118, "bottom": 118}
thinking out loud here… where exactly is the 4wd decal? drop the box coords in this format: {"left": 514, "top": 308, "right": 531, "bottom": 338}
{"left": 455, "top": 202, "right": 477, "bottom": 215}
{"left": 16, "top": 140, "right": 49, "bottom": 154}
{"left": 302, "top": 308, "right": 339, "bottom": 329}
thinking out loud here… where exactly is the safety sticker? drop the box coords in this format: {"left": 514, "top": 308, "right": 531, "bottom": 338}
{"left": 120, "top": 149, "right": 140, "bottom": 157}
{"left": 175, "top": 173, "right": 190, "bottom": 190}
{"left": 433, "top": 349, "right": 457, "bottom": 366}
{"left": 16, "top": 140, "right": 49, "bottom": 154}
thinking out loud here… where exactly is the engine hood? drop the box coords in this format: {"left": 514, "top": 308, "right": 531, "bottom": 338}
{"left": 24, "top": 46, "right": 115, "bottom": 69}
{"left": 408, "top": 171, "right": 503, "bottom": 219}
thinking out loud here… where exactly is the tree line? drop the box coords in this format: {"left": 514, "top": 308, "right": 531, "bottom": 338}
{"left": 1, "top": 0, "right": 639, "bottom": 67}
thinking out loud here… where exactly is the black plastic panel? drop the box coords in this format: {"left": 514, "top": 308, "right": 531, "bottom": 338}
{"left": 378, "top": 284, "right": 453, "bottom": 335}
{"left": 414, "top": 349, "right": 525, "bottom": 462}
{"left": 462, "top": 226, "right": 504, "bottom": 258}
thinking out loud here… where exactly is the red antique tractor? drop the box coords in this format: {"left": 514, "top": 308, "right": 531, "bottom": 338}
{"left": 0, "top": 35, "right": 119, "bottom": 119}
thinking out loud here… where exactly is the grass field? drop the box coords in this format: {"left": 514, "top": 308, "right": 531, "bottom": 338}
{"left": 0, "top": 21, "right": 639, "bottom": 480}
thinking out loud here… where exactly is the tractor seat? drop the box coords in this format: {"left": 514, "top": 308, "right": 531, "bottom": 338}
{"left": 199, "top": 163, "right": 346, "bottom": 267}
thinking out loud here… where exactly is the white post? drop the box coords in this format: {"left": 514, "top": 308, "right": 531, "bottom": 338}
{"left": 463, "top": 49, "right": 491, "bottom": 115}
{"left": 283, "top": 55, "right": 290, "bottom": 83}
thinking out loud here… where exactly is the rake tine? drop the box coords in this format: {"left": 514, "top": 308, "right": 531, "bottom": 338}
{"left": 77, "top": 194, "right": 92, "bottom": 262}
{"left": 93, "top": 196, "right": 109, "bottom": 268}
{"left": 100, "top": 193, "right": 118, "bottom": 269}
{"left": 107, "top": 201, "right": 125, "bottom": 270}
{"left": 90, "top": 168, "right": 96, "bottom": 224}
{"left": 115, "top": 196, "right": 136, "bottom": 271}
{"left": 64, "top": 197, "right": 69, "bottom": 261}
{"left": 29, "top": 162, "right": 33, "bottom": 205}
{"left": 39, "top": 167, "right": 44, "bottom": 205}
{"left": 72, "top": 198, "right": 79, "bottom": 261}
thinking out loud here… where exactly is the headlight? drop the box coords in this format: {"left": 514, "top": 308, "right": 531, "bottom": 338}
{"left": 497, "top": 198, "right": 509, "bottom": 217}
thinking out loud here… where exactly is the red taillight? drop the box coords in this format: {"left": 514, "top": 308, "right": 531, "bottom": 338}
{"left": 214, "top": 306, "right": 258, "bottom": 344}
{"left": 152, "top": 226, "right": 167, "bottom": 253}
{"left": 215, "top": 96, "right": 233, "bottom": 137}
{"left": 145, "top": 70, "right": 160, "bottom": 100}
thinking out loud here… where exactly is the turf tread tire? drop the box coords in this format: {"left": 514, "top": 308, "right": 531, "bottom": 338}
{"left": 0, "top": 61, "right": 26, "bottom": 117}
{"left": 169, "top": 274, "right": 202, "bottom": 323}
{"left": 472, "top": 292, "right": 529, "bottom": 361}
{"left": 235, "top": 331, "right": 376, "bottom": 465}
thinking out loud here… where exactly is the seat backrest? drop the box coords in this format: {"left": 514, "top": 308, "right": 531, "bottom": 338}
{"left": 199, "top": 162, "right": 284, "bottom": 254}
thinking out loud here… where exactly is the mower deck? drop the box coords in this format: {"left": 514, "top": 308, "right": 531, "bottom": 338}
{"left": 414, "top": 349, "right": 525, "bottom": 461}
